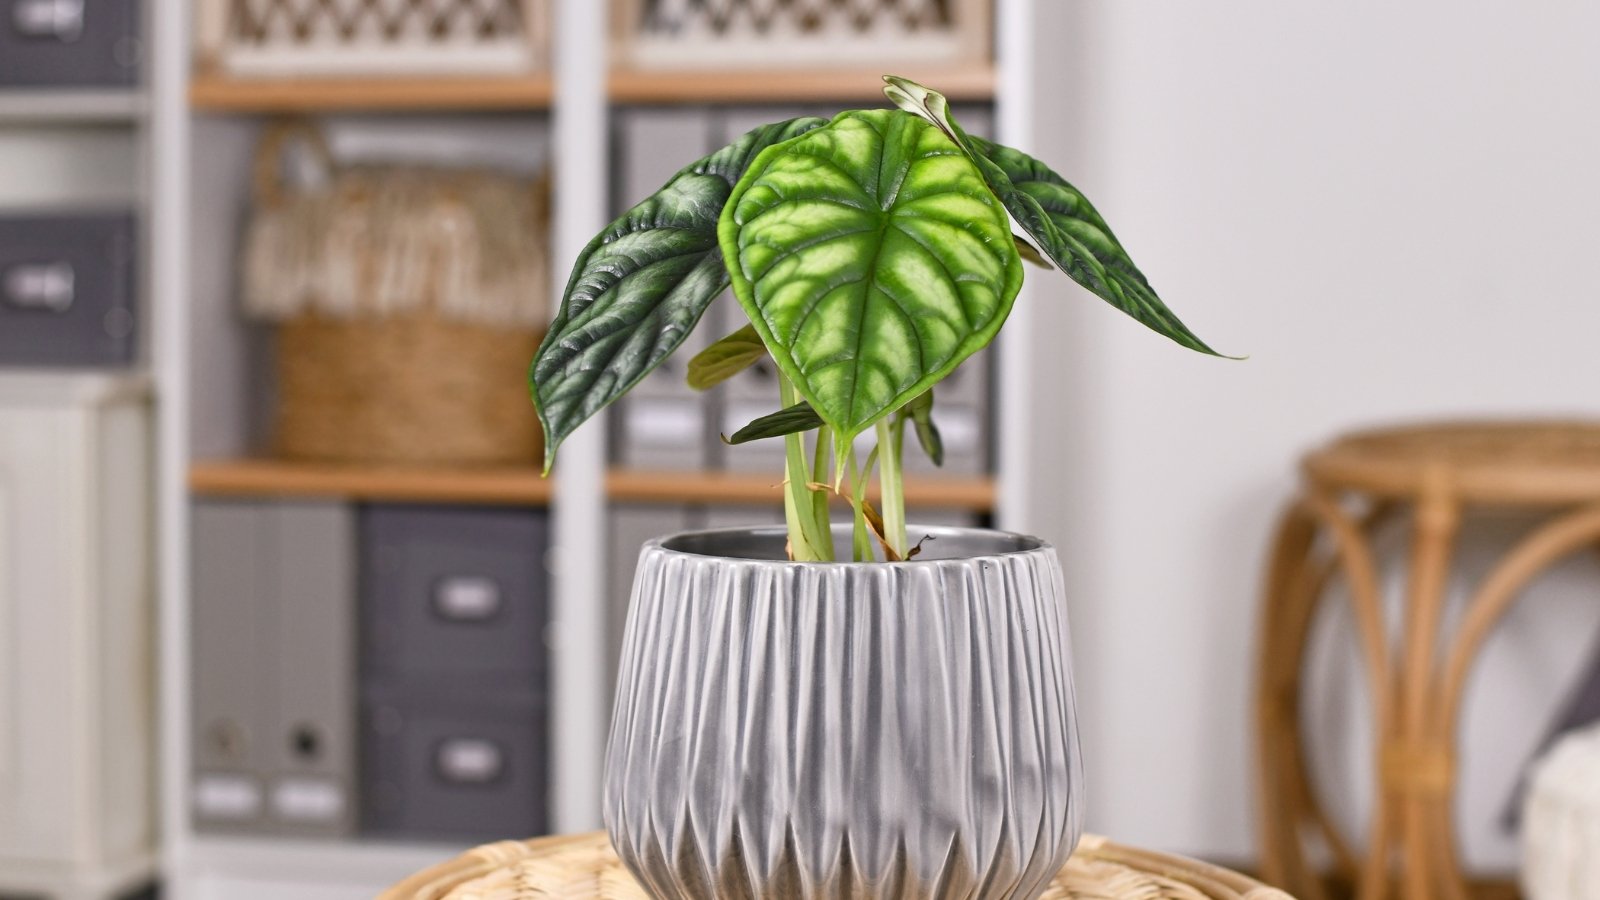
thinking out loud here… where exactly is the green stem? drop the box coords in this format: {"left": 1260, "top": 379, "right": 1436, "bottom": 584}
{"left": 779, "top": 375, "right": 831, "bottom": 561}
{"left": 811, "top": 424, "right": 832, "bottom": 534}
{"left": 846, "top": 447, "right": 874, "bottom": 561}
{"left": 876, "top": 418, "right": 908, "bottom": 559}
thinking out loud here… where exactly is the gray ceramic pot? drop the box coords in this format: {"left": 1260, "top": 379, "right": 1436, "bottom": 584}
{"left": 604, "top": 525, "right": 1083, "bottom": 900}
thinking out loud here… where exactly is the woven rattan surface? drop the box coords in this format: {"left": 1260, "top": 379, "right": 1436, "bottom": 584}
{"left": 1302, "top": 420, "right": 1600, "bottom": 504}
{"left": 380, "top": 832, "right": 1293, "bottom": 900}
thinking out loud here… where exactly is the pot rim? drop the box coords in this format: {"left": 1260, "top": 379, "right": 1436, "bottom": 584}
{"left": 644, "top": 523, "right": 1054, "bottom": 567}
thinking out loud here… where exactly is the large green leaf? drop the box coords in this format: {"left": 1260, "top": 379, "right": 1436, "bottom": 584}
{"left": 719, "top": 109, "right": 1023, "bottom": 453}
{"left": 884, "top": 76, "right": 1225, "bottom": 357}
{"left": 530, "top": 117, "right": 827, "bottom": 469}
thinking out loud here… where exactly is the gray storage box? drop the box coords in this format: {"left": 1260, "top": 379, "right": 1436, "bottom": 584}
{"left": 0, "top": 212, "right": 137, "bottom": 368}
{"left": 0, "top": 0, "right": 141, "bottom": 86}
{"left": 361, "top": 685, "right": 548, "bottom": 842}
{"left": 191, "top": 501, "right": 358, "bottom": 838}
{"left": 361, "top": 505, "right": 551, "bottom": 687}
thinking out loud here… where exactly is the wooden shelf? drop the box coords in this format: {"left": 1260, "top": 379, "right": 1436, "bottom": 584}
{"left": 606, "top": 468, "right": 995, "bottom": 511}
{"left": 0, "top": 89, "right": 146, "bottom": 123}
{"left": 187, "top": 65, "right": 993, "bottom": 113}
{"left": 190, "top": 459, "right": 994, "bottom": 512}
{"left": 188, "top": 73, "right": 555, "bottom": 112}
{"left": 609, "top": 64, "right": 996, "bottom": 104}
{"left": 189, "top": 458, "right": 553, "bottom": 506}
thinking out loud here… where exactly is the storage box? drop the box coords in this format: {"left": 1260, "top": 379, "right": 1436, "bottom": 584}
{"left": 360, "top": 685, "right": 548, "bottom": 842}
{"left": 360, "top": 505, "right": 551, "bottom": 688}
{"left": 0, "top": 212, "right": 137, "bottom": 368}
{"left": 0, "top": 0, "right": 142, "bottom": 86}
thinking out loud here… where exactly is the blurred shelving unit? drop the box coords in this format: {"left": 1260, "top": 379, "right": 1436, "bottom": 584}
{"left": 152, "top": 1, "right": 1055, "bottom": 898}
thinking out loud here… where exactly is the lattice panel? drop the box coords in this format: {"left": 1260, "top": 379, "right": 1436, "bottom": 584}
{"left": 616, "top": 0, "right": 990, "bottom": 69}
{"left": 229, "top": 0, "right": 526, "bottom": 48}
{"left": 638, "top": 0, "right": 954, "bottom": 36}
{"left": 203, "top": 0, "right": 547, "bottom": 77}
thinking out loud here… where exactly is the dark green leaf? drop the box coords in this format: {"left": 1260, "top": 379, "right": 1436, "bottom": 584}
{"left": 530, "top": 117, "right": 827, "bottom": 470}
{"left": 884, "top": 75, "right": 1227, "bottom": 357}
{"left": 724, "top": 401, "right": 824, "bottom": 444}
{"left": 720, "top": 109, "right": 1023, "bottom": 452}
{"left": 686, "top": 323, "right": 767, "bottom": 390}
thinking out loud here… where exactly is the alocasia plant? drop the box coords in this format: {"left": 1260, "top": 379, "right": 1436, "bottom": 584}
{"left": 532, "top": 77, "right": 1225, "bottom": 562}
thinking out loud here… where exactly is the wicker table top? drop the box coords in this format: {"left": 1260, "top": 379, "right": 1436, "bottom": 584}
{"left": 1303, "top": 420, "right": 1600, "bottom": 504}
{"left": 380, "top": 832, "right": 1293, "bottom": 900}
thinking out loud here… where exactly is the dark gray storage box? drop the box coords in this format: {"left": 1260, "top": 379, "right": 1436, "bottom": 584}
{"left": 360, "top": 685, "right": 548, "bottom": 841}
{"left": 0, "top": 0, "right": 141, "bottom": 86}
{"left": 361, "top": 505, "right": 551, "bottom": 686}
{"left": 0, "top": 212, "right": 137, "bottom": 368}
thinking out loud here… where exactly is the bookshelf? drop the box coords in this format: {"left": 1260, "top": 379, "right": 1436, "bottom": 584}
{"left": 150, "top": 2, "right": 1047, "bottom": 897}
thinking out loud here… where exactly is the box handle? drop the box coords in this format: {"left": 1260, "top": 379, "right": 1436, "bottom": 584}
{"left": 434, "top": 738, "right": 505, "bottom": 785}
{"left": 11, "top": 0, "right": 84, "bottom": 41}
{"left": 3, "top": 262, "right": 75, "bottom": 313}
{"left": 431, "top": 575, "right": 503, "bottom": 622}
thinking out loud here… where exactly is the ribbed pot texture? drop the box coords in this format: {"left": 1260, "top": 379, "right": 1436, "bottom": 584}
{"left": 604, "top": 525, "right": 1083, "bottom": 900}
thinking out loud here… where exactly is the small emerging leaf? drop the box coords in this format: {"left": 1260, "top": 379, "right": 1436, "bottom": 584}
{"left": 686, "top": 323, "right": 767, "bottom": 390}
{"left": 884, "top": 75, "right": 1227, "bottom": 357}
{"left": 903, "top": 389, "right": 944, "bottom": 467}
{"left": 1014, "top": 234, "right": 1053, "bottom": 269}
{"left": 720, "top": 109, "right": 1023, "bottom": 452}
{"left": 724, "top": 401, "right": 824, "bottom": 445}
{"left": 530, "top": 117, "right": 827, "bottom": 470}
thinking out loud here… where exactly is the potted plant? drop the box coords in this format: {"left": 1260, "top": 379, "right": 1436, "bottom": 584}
{"left": 531, "top": 77, "right": 1223, "bottom": 900}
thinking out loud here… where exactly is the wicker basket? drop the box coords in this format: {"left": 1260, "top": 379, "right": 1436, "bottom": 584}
{"left": 246, "top": 122, "right": 547, "bottom": 467}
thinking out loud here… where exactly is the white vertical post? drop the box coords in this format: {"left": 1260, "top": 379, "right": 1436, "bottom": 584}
{"left": 994, "top": 0, "right": 1038, "bottom": 534}
{"left": 149, "top": 0, "right": 194, "bottom": 894}
{"left": 549, "top": 0, "right": 610, "bottom": 834}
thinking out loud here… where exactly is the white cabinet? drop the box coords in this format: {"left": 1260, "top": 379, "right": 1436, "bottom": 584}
{"left": 0, "top": 374, "right": 155, "bottom": 900}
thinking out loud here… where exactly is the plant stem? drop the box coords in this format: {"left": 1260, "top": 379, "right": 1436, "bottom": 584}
{"left": 846, "top": 447, "right": 874, "bottom": 562}
{"left": 779, "top": 374, "right": 831, "bottom": 560}
{"left": 811, "top": 424, "right": 832, "bottom": 534}
{"left": 876, "top": 418, "right": 908, "bottom": 559}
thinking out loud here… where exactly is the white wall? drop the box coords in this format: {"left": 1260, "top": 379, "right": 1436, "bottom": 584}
{"left": 1024, "top": 1, "right": 1600, "bottom": 868}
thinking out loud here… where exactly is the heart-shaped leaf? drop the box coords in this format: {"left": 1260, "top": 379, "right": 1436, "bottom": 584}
{"left": 884, "top": 76, "right": 1225, "bottom": 357}
{"left": 686, "top": 323, "right": 767, "bottom": 390}
{"left": 530, "top": 117, "right": 827, "bottom": 469}
{"left": 724, "top": 401, "right": 824, "bottom": 444}
{"left": 719, "top": 109, "right": 1023, "bottom": 452}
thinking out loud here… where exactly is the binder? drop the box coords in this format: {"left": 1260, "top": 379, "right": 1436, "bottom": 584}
{"left": 191, "top": 500, "right": 357, "bottom": 838}
{"left": 267, "top": 502, "right": 358, "bottom": 838}
{"left": 191, "top": 502, "right": 269, "bottom": 832}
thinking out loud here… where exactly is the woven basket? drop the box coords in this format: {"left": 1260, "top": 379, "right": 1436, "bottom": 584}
{"left": 246, "top": 122, "right": 547, "bottom": 467}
